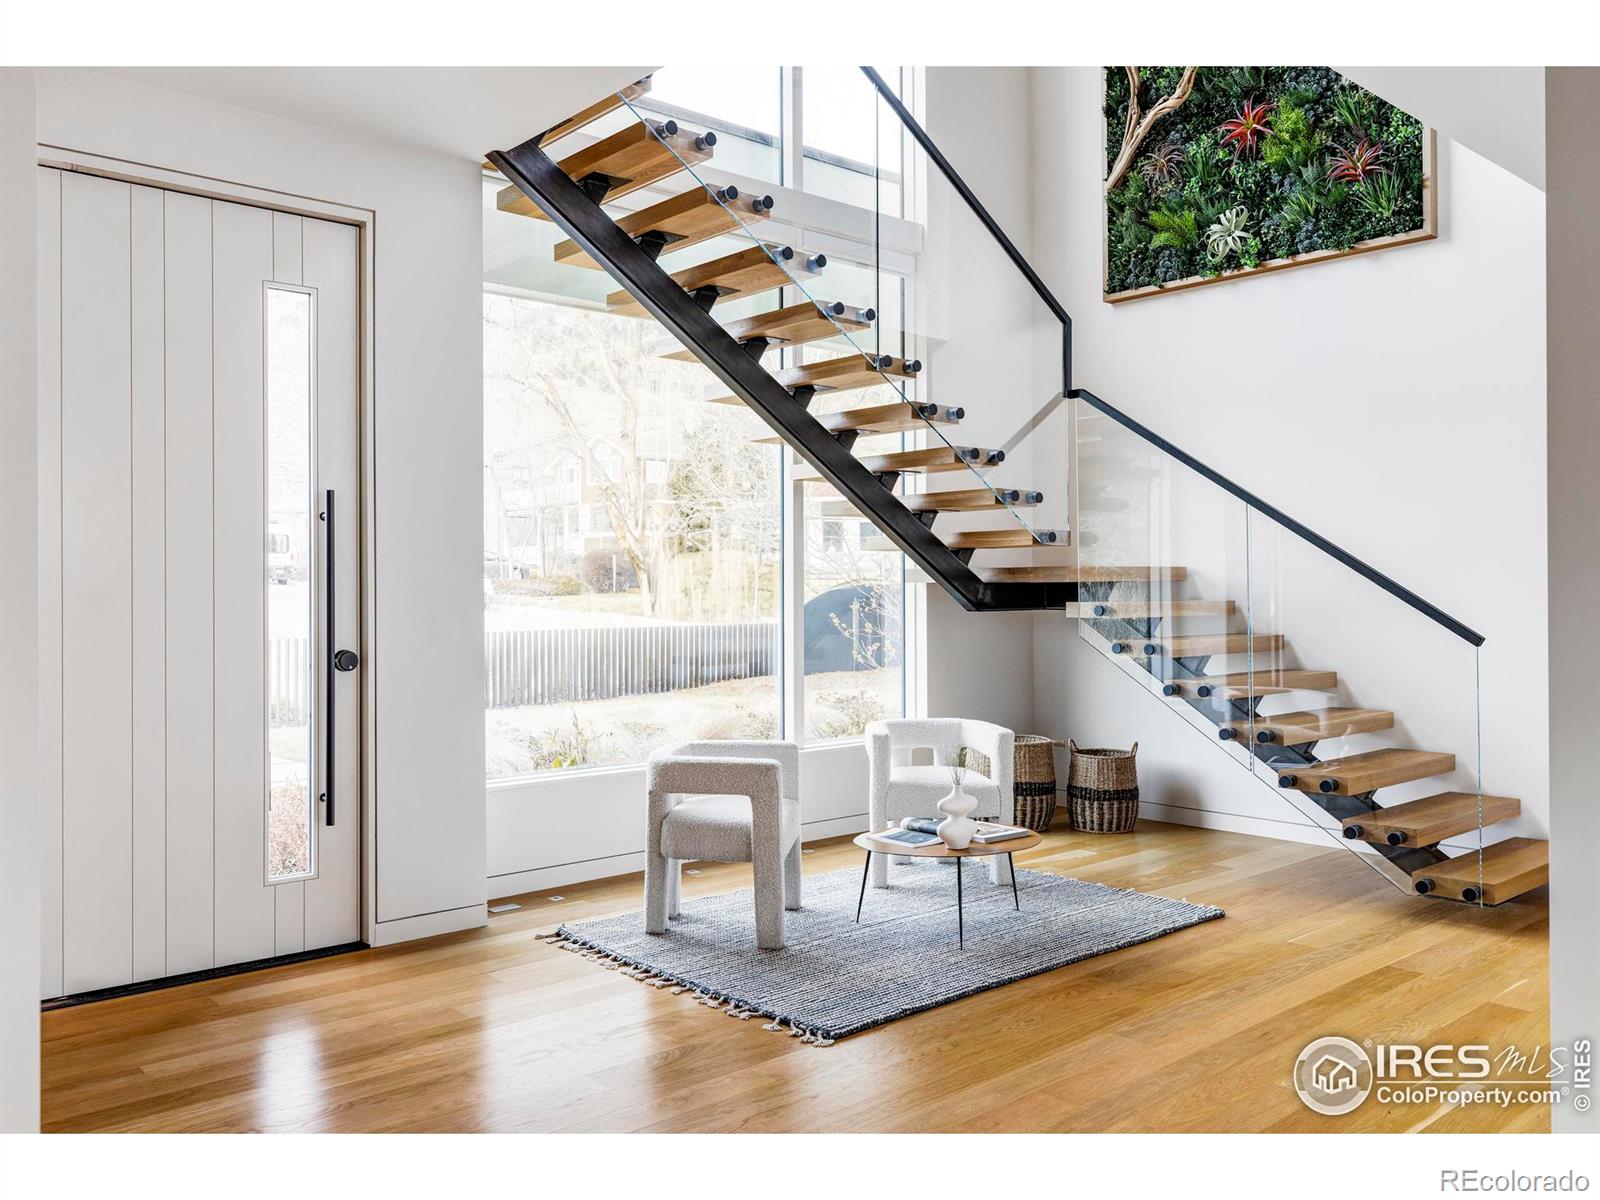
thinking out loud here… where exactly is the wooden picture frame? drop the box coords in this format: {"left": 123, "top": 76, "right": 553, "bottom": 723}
{"left": 1101, "top": 69, "right": 1439, "bottom": 304}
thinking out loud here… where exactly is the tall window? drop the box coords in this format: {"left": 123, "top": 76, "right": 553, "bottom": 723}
{"left": 483, "top": 68, "right": 913, "bottom": 781}
{"left": 483, "top": 295, "right": 781, "bottom": 779}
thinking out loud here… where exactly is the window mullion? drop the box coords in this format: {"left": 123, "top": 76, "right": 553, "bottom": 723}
{"left": 781, "top": 66, "right": 804, "bottom": 193}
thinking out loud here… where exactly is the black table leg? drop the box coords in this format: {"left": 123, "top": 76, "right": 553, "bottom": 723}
{"left": 956, "top": 855, "right": 964, "bottom": 948}
{"left": 1009, "top": 852, "right": 1020, "bottom": 910}
{"left": 855, "top": 850, "right": 871, "bottom": 923}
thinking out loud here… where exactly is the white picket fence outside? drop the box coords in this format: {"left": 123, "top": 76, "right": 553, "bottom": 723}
{"left": 268, "top": 636, "right": 312, "bottom": 727}
{"left": 482, "top": 621, "right": 778, "bottom": 708}
{"left": 266, "top": 621, "right": 781, "bottom": 724}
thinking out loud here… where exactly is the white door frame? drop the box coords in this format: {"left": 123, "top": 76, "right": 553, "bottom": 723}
{"left": 35, "top": 145, "right": 382, "bottom": 948}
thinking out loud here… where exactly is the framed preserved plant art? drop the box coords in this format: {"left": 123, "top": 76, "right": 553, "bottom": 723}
{"left": 1103, "top": 67, "right": 1437, "bottom": 302}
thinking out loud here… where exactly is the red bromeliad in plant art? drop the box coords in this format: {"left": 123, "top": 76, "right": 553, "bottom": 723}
{"left": 1219, "top": 96, "right": 1276, "bottom": 160}
{"left": 1328, "top": 138, "right": 1388, "bottom": 184}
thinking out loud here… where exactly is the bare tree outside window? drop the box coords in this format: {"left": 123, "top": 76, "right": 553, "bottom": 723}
{"left": 483, "top": 293, "right": 783, "bottom": 777}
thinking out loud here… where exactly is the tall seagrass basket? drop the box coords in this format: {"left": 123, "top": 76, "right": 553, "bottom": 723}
{"left": 956, "top": 735, "right": 1061, "bottom": 832}
{"left": 1067, "top": 740, "right": 1140, "bottom": 833}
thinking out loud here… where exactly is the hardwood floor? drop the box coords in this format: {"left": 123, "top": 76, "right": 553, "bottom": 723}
{"left": 40, "top": 819, "right": 1550, "bottom": 1133}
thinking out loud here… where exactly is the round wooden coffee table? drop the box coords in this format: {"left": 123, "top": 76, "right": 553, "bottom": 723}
{"left": 852, "top": 827, "right": 1043, "bottom": 948}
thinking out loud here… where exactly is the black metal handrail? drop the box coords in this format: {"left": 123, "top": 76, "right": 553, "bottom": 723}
{"left": 1074, "top": 390, "right": 1485, "bottom": 646}
{"left": 861, "top": 68, "right": 1070, "bottom": 330}
{"left": 859, "top": 66, "right": 1484, "bottom": 647}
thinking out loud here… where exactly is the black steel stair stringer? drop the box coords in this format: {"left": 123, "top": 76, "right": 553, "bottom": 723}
{"left": 488, "top": 136, "right": 1058, "bottom": 614}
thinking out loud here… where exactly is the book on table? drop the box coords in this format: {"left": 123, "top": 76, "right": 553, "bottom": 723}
{"left": 971, "top": 823, "right": 1030, "bottom": 844}
{"left": 874, "top": 827, "right": 942, "bottom": 847}
{"left": 896, "top": 817, "right": 1030, "bottom": 845}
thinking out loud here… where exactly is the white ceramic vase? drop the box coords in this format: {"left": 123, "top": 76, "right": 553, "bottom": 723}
{"left": 936, "top": 769, "right": 979, "bottom": 849}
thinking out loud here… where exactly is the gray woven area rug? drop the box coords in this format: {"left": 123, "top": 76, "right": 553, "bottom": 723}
{"left": 544, "top": 863, "right": 1223, "bottom": 1045}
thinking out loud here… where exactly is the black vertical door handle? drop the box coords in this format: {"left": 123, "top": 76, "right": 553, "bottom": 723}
{"left": 321, "top": 489, "right": 337, "bottom": 827}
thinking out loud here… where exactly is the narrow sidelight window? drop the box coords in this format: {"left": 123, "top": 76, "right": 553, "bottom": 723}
{"left": 265, "top": 286, "right": 316, "bottom": 881}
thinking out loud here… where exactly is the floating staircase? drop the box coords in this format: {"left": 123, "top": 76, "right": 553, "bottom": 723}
{"left": 1078, "top": 575, "right": 1546, "bottom": 904}
{"left": 486, "top": 72, "right": 1548, "bottom": 906}
{"left": 485, "top": 78, "right": 1079, "bottom": 612}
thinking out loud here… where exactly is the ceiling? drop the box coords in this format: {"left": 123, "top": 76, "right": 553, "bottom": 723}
{"left": 98, "top": 66, "right": 653, "bottom": 162}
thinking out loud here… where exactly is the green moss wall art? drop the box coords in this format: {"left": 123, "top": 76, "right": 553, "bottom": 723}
{"left": 1103, "top": 67, "right": 1436, "bottom": 302}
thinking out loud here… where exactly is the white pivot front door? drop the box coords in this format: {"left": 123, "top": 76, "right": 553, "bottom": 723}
{"left": 39, "top": 169, "right": 362, "bottom": 998}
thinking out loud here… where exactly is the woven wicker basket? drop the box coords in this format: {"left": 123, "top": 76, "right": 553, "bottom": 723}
{"left": 1067, "top": 740, "right": 1140, "bottom": 833}
{"left": 1011, "top": 735, "right": 1060, "bottom": 832}
{"left": 957, "top": 736, "right": 1061, "bottom": 832}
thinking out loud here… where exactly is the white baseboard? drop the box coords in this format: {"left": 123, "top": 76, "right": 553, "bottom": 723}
{"left": 369, "top": 903, "right": 487, "bottom": 947}
{"left": 1135, "top": 798, "right": 1341, "bottom": 848}
{"left": 487, "top": 811, "right": 870, "bottom": 902}
{"left": 490, "top": 853, "right": 647, "bottom": 899}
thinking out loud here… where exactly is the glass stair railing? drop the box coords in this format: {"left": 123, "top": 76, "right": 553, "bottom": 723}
{"left": 1068, "top": 388, "right": 1545, "bottom": 906}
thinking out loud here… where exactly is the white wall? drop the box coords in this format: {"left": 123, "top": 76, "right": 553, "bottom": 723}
{"left": 918, "top": 67, "right": 1052, "bottom": 736}
{"left": 35, "top": 69, "right": 488, "bottom": 943}
{"left": 0, "top": 67, "right": 42, "bottom": 1134}
{"left": 1027, "top": 67, "right": 1549, "bottom": 844}
{"left": 1544, "top": 66, "right": 1600, "bottom": 1137}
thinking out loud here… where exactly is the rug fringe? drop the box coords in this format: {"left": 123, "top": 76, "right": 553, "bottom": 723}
{"left": 535, "top": 930, "right": 842, "bottom": 1047}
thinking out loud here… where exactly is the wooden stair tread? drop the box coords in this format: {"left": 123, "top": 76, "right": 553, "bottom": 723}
{"left": 481, "top": 78, "right": 653, "bottom": 171}
{"left": 944, "top": 528, "right": 1062, "bottom": 549}
{"left": 556, "top": 185, "right": 773, "bottom": 269}
{"left": 1280, "top": 747, "right": 1455, "bottom": 796}
{"left": 499, "top": 119, "right": 713, "bottom": 219}
{"left": 609, "top": 244, "right": 818, "bottom": 316}
{"left": 1069, "top": 599, "right": 1234, "bottom": 617}
{"left": 1148, "top": 632, "right": 1283, "bottom": 657}
{"left": 903, "top": 487, "right": 1042, "bottom": 512}
{"left": 761, "top": 403, "right": 960, "bottom": 445}
{"left": 1224, "top": 707, "right": 1395, "bottom": 744}
{"left": 984, "top": 566, "right": 1188, "bottom": 584}
{"left": 816, "top": 488, "right": 1041, "bottom": 520}
{"left": 1177, "top": 669, "right": 1337, "bottom": 699}
{"left": 816, "top": 401, "right": 961, "bottom": 436}
{"left": 795, "top": 446, "right": 1002, "bottom": 479}
{"left": 1342, "top": 791, "right": 1519, "bottom": 848}
{"left": 1071, "top": 565, "right": 1192, "bottom": 583}
{"left": 1413, "top": 838, "right": 1548, "bottom": 905}
{"left": 909, "top": 565, "right": 1185, "bottom": 586}
{"left": 707, "top": 355, "right": 919, "bottom": 406}
{"left": 663, "top": 301, "right": 873, "bottom": 361}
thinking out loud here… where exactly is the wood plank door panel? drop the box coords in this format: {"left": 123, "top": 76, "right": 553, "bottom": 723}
{"left": 211, "top": 200, "right": 278, "bottom": 969}
{"left": 162, "top": 188, "right": 217, "bottom": 979}
{"left": 301, "top": 216, "right": 363, "bottom": 953}
{"left": 130, "top": 184, "right": 167, "bottom": 984}
{"left": 59, "top": 171, "right": 134, "bottom": 996}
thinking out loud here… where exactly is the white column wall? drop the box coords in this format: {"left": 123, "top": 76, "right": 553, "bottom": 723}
{"left": 0, "top": 65, "right": 41, "bottom": 1134}
{"left": 1544, "top": 65, "right": 1600, "bottom": 1137}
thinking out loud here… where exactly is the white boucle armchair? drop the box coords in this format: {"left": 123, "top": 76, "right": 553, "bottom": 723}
{"left": 865, "top": 718, "right": 1014, "bottom": 889}
{"left": 644, "top": 740, "right": 802, "bottom": 950}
